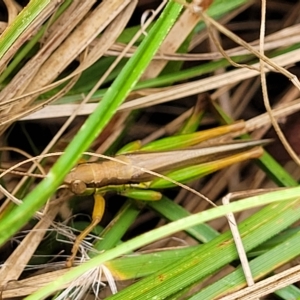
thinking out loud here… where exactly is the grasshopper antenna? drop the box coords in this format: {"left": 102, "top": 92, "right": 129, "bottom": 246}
{"left": 0, "top": 168, "right": 46, "bottom": 179}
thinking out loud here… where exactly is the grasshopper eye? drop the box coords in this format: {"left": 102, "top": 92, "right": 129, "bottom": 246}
{"left": 70, "top": 180, "right": 87, "bottom": 195}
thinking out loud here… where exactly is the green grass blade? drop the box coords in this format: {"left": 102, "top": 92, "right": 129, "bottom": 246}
{"left": 105, "top": 245, "right": 200, "bottom": 280}
{"left": 275, "top": 285, "right": 300, "bottom": 299}
{"left": 257, "top": 152, "right": 298, "bottom": 187}
{"left": 0, "top": 0, "right": 73, "bottom": 83}
{"left": 0, "top": 0, "right": 53, "bottom": 59}
{"left": 148, "top": 196, "right": 219, "bottom": 243}
{"left": 140, "top": 123, "right": 243, "bottom": 151}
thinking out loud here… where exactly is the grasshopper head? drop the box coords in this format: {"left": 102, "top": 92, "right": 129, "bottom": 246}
{"left": 64, "top": 164, "right": 91, "bottom": 194}
{"left": 68, "top": 179, "right": 87, "bottom": 194}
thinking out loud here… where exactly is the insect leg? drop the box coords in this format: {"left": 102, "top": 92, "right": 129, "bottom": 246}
{"left": 66, "top": 193, "right": 105, "bottom": 267}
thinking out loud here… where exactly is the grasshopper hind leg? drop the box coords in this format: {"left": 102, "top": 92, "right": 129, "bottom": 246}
{"left": 66, "top": 193, "right": 105, "bottom": 267}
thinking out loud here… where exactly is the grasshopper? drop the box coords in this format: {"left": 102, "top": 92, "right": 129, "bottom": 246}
{"left": 64, "top": 140, "right": 267, "bottom": 194}
{"left": 63, "top": 137, "right": 268, "bottom": 266}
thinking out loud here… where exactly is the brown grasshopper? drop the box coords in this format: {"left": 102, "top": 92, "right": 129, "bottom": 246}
{"left": 64, "top": 139, "right": 267, "bottom": 194}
